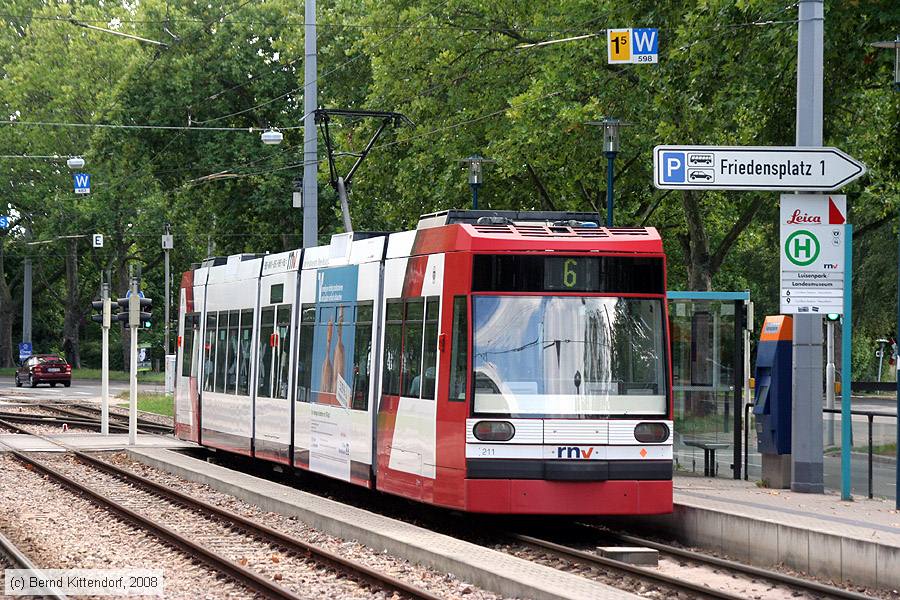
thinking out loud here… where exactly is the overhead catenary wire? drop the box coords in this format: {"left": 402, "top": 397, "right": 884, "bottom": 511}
{"left": 0, "top": 120, "right": 301, "bottom": 132}
{"left": 192, "top": 0, "right": 452, "bottom": 124}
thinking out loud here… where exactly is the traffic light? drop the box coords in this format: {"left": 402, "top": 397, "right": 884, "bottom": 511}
{"left": 116, "top": 296, "right": 130, "bottom": 325}
{"left": 116, "top": 295, "right": 152, "bottom": 327}
{"left": 826, "top": 313, "right": 841, "bottom": 322}
{"left": 91, "top": 300, "right": 104, "bottom": 324}
{"left": 139, "top": 297, "right": 153, "bottom": 328}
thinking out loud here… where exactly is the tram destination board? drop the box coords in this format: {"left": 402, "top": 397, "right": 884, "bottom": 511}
{"left": 473, "top": 255, "right": 664, "bottom": 294}
{"left": 653, "top": 145, "right": 865, "bottom": 191}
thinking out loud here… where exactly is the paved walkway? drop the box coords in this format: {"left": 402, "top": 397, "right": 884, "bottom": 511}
{"left": 675, "top": 474, "right": 900, "bottom": 546}
{"left": 624, "top": 474, "right": 900, "bottom": 589}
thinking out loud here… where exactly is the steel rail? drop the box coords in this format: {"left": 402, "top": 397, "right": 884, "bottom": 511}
{"left": 41, "top": 403, "right": 172, "bottom": 431}
{"left": 7, "top": 449, "right": 308, "bottom": 600}
{"left": 0, "top": 418, "right": 37, "bottom": 435}
{"left": 513, "top": 533, "right": 763, "bottom": 600}
{"left": 0, "top": 412, "right": 133, "bottom": 432}
{"left": 0, "top": 529, "right": 69, "bottom": 600}
{"left": 0, "top": 419, "right": 438, "bottom": 600}
{"left": 36, "top": 404, "right": 171, "bottom": 433}
{"left": 604, "top": 530, "right": 875, "bottom": 600}
{"left": 73, "top": 452, "right": 442, "bottom": 600}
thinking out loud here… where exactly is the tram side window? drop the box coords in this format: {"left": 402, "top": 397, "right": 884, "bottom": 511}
{"left": 448, "top": 297, "right": 468, "bottom": 401}
{"left": 352, "top": 302, "right": 373, "bottom": 410}
{"left": 237, "top": 309, "right": 253, "bottom": 396}
{"left": 257, "top": 307, "right": 275, "bottom": 398}
{"left": 421, "top": 296, "right": 439, "bottom": 400}
{"left": 382, "top": 301, "right": 403, "bottom": 396}
{"left": 203, "top": 313, "right": 216, "bottom": 392}
{"left": 296, "top": 305, "right": 316, "bottom": 403}
{"left": 225, "top": 311, "right": 239, "bottom": 393}
{"left": 274, "top": 305, "right": 292, "bottom": 399}
{"left": 181, "top": 313, "right": 197, "bottom": 377}
{"left": 214, "top": 313, "right": 228, "bottom": 393}
{"left": 402, "top": 299, "right": 425, "bottom": 398}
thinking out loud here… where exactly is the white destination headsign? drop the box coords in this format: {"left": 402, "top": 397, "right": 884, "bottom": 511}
{"left": 653, "top": 146, "right": 866, "bottom": 191}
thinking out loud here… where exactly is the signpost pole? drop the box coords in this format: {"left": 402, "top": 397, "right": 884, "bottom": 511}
{"left": 826, "top": 319, "right": 835, "bottom": 447}
{"left": 841, "top": 224, "right": 853, "bottom": 500}
{"left": 791, "top": 0, "right": 825, "bottom": 494}
{"left": 128, "top": 277, "right": 139, "bottom": 446}
{"left": 101, "top": 281, "right": 110, "bottom": 436}
{"left": 164, "top": 224, "right": 171, "bottom": 355}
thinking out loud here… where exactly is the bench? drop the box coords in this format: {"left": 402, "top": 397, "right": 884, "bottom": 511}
{"left": 683, "top": 440, "right": 731, "bottom": 477}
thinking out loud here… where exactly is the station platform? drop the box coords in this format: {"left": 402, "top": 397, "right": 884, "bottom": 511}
{"left": 0, "top": 433, "right": 196, "bottom": 452}
{"left": 621, "top": 474, "right": 900, "bottom": 591}
{"left": 126, "top": 447, "right": 636, "bottom": 600}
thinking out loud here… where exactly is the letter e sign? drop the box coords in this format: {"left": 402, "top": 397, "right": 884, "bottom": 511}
{"left": 92, "top": 234, "right": 104, "bottom": 248}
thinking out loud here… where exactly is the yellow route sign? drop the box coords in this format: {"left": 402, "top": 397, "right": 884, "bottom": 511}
{"left": 608, "top": 29, "right": 631, "bottom": 63}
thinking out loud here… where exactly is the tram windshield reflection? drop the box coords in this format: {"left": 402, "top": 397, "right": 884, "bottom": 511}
{"left": 472, "top": 296, "right": 667, "bottom": 417}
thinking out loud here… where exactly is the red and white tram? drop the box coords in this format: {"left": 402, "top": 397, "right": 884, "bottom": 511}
{"left": 175, "top": 211, "right": 673, "bottom": 514}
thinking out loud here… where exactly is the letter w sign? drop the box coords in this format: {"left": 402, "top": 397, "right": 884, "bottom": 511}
{"left": 608, "top": 28, "right": 659, "bottom": 64}
{"left": 73, "top": 173, "right": 90, "bottom": 194}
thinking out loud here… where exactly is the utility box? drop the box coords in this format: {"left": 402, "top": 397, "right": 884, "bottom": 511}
{"left": 165, "top": 354, "right": 176, "bottom": 393}
{"left": 753, "top": 315, "right": 792, "bottom": 487}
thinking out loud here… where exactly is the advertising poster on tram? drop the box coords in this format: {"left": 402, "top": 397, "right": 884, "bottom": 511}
{"left": 309, "top": 265, "right": 358, "bottom": 480}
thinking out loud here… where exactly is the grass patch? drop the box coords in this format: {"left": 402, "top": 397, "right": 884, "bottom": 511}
{"left": 114, "top": 391, "right": 174, "bottom": 417}
{"left": 826, "top": 443, "right": 896, "bottom": 457}
{"left": 0, "top": 367, "right": 164, "bottom": 383}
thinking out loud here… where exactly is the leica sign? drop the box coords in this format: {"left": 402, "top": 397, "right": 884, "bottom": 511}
{"left": 781, "top": 195, "right": 846, "bottom": 226}
{"left": 780, "top": 195, "right": 847, "bottom": 315}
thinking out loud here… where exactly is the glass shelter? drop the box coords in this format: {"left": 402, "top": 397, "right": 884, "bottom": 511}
{"left": 668, "top": 291, "right": 751, "bottom": 479}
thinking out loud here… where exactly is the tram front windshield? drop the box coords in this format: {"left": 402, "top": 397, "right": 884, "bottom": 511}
{"left": 472, "top": 296, "right": 666, "bottom": 417}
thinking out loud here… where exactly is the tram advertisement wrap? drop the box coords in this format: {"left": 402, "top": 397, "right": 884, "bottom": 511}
{"left": 309, "top": 265, "right": 359, "bottom": 481}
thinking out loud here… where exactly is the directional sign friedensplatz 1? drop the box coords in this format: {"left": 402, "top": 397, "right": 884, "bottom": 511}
{"left": 653, "top": 146, "right": 866, "bottom": 191}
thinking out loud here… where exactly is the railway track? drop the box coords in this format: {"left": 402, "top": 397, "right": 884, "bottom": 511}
{"left": 0, "top": 520, "right": 69, "bottom": 600}
{"left": 2, "top": 441, "right": 439, "bottom": 600}
{"left": 35, "top": 404, "right": 172, "bottom": 434}
{"left": 511, "top": 527, "right": 876, "bottom": 600}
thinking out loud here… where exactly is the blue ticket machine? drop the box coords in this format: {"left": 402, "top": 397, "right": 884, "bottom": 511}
{"left": 753, "top": 315, "right": 792, "bottom": 486}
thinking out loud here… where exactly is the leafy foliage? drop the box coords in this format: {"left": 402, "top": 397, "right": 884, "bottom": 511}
{"left": 0, "top": 0, "right": 897, "bottom": 378}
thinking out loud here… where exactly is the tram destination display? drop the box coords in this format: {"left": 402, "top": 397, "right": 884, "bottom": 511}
{"left": 473, "top": 254, "right": 664, "bottom": 293}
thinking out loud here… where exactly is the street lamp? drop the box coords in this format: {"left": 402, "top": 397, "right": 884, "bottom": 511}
{"left": 66, "top": 156, "right": 85, "bottom": 169}
{"left": 260, "top": 128, "right": 283, "bottom": 145}
{"left": 459, "top": 154, "right": 496, "bottom": 210}
{"left": 601, "top": 117, "right": 620, "bottom": 228}
{"left": 871, "top": 36, "right": 900, "bottom": 91}
{"left": 588, "top": 118, "right": 624, "bottom": 228}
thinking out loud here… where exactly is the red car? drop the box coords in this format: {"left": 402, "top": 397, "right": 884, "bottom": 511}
{"left": 16, "top": 354, "right": 71, "bottom": 388}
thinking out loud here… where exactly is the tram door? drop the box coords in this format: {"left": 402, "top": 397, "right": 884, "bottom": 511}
{"left": 668, "top": 292, "right": 751, "bottom": 479}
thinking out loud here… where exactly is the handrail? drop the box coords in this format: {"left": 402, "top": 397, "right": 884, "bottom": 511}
{"left": 740, "top": 403, "right": 896, "bottom": 498}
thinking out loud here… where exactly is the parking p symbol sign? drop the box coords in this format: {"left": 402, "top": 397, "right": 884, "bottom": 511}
{"left": 662, "top": 152, "right": 685, "bottom": 183}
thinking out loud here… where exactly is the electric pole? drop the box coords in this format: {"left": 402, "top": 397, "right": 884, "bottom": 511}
{"left": 22, "top": 226, "right": 31, "bottom": 348}
{"left": 302, "top": 0, "right": 318, "bottom": 248}
{"left": 792, "top": 0, "right": 825, "bottom": 494}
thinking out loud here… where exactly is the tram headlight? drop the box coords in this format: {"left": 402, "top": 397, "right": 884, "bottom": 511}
{"left": 634, "top": 422, "right": 669, "bottom": 443}
{"left": 473, "top": 420, "right": 515, "bottom": 442}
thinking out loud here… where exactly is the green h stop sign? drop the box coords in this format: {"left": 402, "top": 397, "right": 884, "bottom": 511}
{"left": 784, "top": 229, "right": 820, "bottom": 267}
